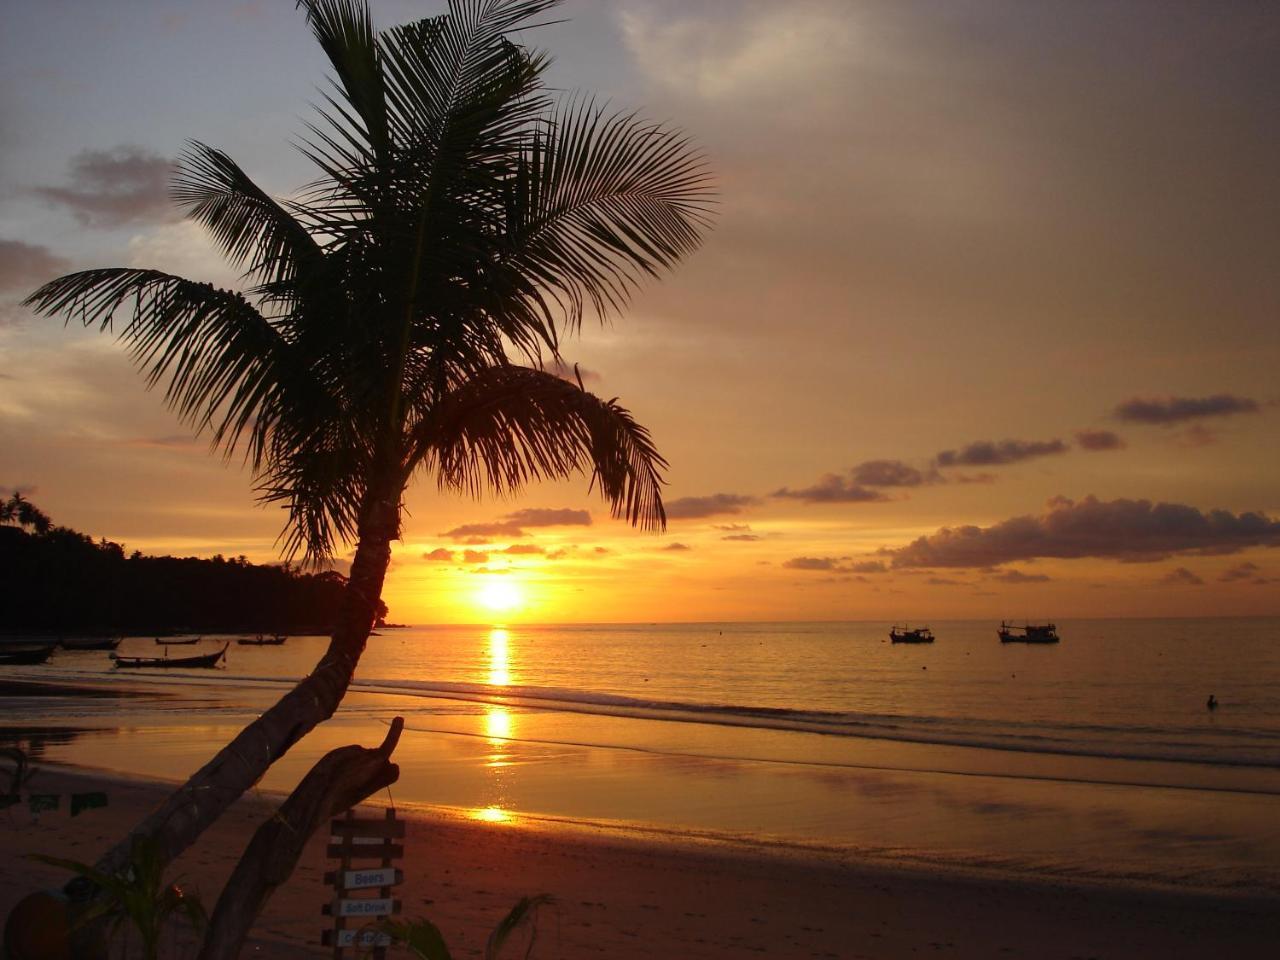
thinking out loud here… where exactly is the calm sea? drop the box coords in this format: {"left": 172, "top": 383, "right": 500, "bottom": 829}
{"left": 6, "top": 618, "right": 1280, "bottom": 893}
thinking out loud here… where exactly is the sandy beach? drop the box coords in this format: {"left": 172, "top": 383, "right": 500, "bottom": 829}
{"left": 3, "top": 763, "right": 1277, "bottom": 959}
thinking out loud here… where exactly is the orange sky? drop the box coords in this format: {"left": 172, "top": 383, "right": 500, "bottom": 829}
{"left": 1, "top": 1, "right": 1278, "bottom": 623}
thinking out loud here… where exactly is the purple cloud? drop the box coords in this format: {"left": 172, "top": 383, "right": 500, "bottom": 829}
{"left": 1114, "top": 394, "right": 1259, "bottom": 425}
{"left": 885, "top": 495, "right": 1280, "bottom": 568}
{"left": 1074, "top": 429, "right": 1126, "bottom": 451}
{"left": 0, "top": 239, "right": 69, "bottom": 293}
{"left": 665, "top": 493, "right": 758, "bottom": 519}
{"left": 1160, "top": 567, "right": 1204, "bottom": 586}
{"left": 773, "top": 474, "right": 888, "bottom": 504}
{"left": 441, "top": 507, "right": 591, "bottom": 540}
{"left": 33, "top": 147, "right": 176, "bottom": 227}
{"left": 936, "top": 438, "right": 1067, "bottom": 468}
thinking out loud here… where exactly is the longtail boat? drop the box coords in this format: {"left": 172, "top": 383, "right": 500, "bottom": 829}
{"left": 889, "top": 625, "right": 935, "bottom": 644}
{"left": 0, "top": 644, "right": 57, "bottom": 666}
{"left": 114, "top": 643, "right": 228, "bottom": 669}
{"left": 237, "top": 634, "right": 287, "bottom": 646}
{"left": 998, "top": 621, "right": 1060, "bottom": 644}
{"left": 59, "top": 635, "right": 122, "bottom": 651}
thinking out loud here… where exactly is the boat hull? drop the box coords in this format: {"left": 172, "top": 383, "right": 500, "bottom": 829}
{"left": 114, "top": 644, "right": 227, "bottom": 669}
{"left": 0, "top": 645, "right": 57, "bottom": 665}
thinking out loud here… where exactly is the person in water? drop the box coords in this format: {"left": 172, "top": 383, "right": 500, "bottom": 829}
{"left": 1207, "top": 694, "right": 1218, "bottom": 710}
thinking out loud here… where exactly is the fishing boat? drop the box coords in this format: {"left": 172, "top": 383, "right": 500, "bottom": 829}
{"left": 59, "top": 635, "right": 122, "bottom": 651}
{"left": 0, "top": 644, "right": 57, "bottom": 666}
{"left": 154, "top": 636, "right": 200, "bottom": 646}
{"left": 998, "top": 621, "right": 1060, "bottom": 644}
{"left": 889, "top": 625, "right": 935, "bottom": 644}
{"left": 113, "top": 643, "right": 228, "bottom": 669}
{"left": 237, "top": 633, "right": 287, "bottom": 646}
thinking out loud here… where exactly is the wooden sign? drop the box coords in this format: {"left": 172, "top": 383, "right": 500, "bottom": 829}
{"left": 324, "top": 807, "right": 404, "bottom": 959}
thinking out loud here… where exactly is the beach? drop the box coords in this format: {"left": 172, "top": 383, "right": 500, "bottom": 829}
{"left": 4, "top": 763, "right": 1278, "bottom": 959}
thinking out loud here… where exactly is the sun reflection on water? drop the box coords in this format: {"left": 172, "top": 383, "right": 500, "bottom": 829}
{"left": 487, "top": 627, "right": 511, "bottom": 686}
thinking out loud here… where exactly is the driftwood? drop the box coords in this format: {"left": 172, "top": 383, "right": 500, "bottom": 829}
{"left": 197, "top": 717, "right": 405, "bottom": 960}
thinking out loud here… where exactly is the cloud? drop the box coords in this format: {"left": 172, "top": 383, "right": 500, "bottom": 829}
{"left": 502, "top": 544, "right": 544, "bottom": 555}
{"left": 1074, "top": 429, "right": 1126, "bottom": 452}
{"left": 772, "top": 474, "right": 888, "bottom": 504}
{"left": 722, "top": 533, "right": 762, "bottom": 541}
{"left": 926, "top": 576, "right": 965, "bottom": 586}
{"left": 990, "top": 569, "right": 1051, "bottom": 584}
{"left": 1161, "top": 567, "right": 1204, "bottom": 586}
{"left": 0, "top": 240, "right": 69, "bottom": 293}
{"left": 885, "top": 495, "right": 1280, "bottom": 568}
{"left": 33, "top": 147, "right": 176, "bottom": 227}
{"left": 461, "top": 550, "right": 489, "bottom": 564}
{"left": 713, "top": 523, "right": 752, "bottom": 532}
{"left": 850, "top": 459, "right": 937, "bottom": 487}
{"left": 1113, "top": 394, "right": 1260, "bottom": 425}
{"left": 663, "top": 542, "right": 692, "bottom": 551}
{"left": 665, "top": 493, "right": 758, "bottom": 519}
{"left": 1218, "top": 562, "right": 1260, "bottom": 583}
{"left": 783, "top": 557, "right": 886, "bottom": 574}
{"left": 440, "top": 507, "right": 591, "bottom": 540}
{"left": 935, "top": 438, "right": 1067, "bottom": 468}
{"left": 423, "top": 548, "right": 454, "bottom": 562}
{"left": 783, "top": 556, "right": 841, "bottom": 571}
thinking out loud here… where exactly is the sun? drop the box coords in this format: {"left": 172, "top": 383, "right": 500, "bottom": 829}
{"left": 476, "top": 579, "right": 524, "bottom": 614}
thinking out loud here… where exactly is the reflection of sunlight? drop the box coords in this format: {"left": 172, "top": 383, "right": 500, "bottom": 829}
{"left": 485, "top": 705, "right": 512, "bottom": 742}
{"left": 470, "top": 806, "right": 514, "bottom": 824}
{"left": 487, "top": 627, "right": 511, "bottom": 686}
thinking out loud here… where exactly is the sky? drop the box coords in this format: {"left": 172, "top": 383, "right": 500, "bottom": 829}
{"left": 1, "top": 0, "right": 1278, "bottom": 624}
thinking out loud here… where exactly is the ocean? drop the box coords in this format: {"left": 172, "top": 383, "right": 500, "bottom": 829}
{"left": 5, "top": 618, "right": 1279, "bottom": 893}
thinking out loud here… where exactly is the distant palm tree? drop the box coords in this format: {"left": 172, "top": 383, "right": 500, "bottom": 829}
{"left": 26, "top": 0, "right": 711, "bottom": 876}
{"left": 0, "top": 493, "right": 52, "bottom": 534}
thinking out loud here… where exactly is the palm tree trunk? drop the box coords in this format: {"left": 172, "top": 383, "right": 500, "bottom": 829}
{"left": 89, "top": 483, "right": 401, "bottom": 879}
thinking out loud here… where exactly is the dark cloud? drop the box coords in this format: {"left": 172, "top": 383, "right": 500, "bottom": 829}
{"left": 722, "top": 533, "right": 762, "bottom": 541}
{"left": 663, "top": 542, "right": 691, "bottom": 551}
{"left": 935, "top": 438, "right": 1067, "bottom": 468}
{"left": 440, "top": 507, "right": 591, "bottom": 540}
{"left": 665, "top": 493, "right": 758, "bottom": 519}
{"left": 783, "top": 556, "right": 840, "bottom": 571}
{"left": 772, "top": 474, "right": 888, "bottom": 504}
{"left": 461, "top": 549, "right": 489, "bottom": 563}
{"left": 990, "top": 569, "right": 1051, "bottom": 584}
{"left": 952, "top": 472, "right": 998, "bottom": 485}
{"left": 885, "top": 495, "right": 1280, "bottom": 568}
{"left": 33, "top": 147, "right": 176, "bottom": 227}
{"left": 926, "top": 576, "right": 965, "bottom": 586}
{"left": 1114, "top": 394, "right": 1260, "bottom": 425}
{"left": 423, "top": 548, "right": 454, "bottom": 562}
{"left": 0, "top": 239, "right": 69, "bottom": 293}
{"left": 1218, "top": 562, "right": 1260, "bottom": 583}
{"left": 1161, "top": 567, "right": 1204, "bottom": 586}
{"left": 713, "top": 523, "right": 751, "bottom": 532}
{"left": 850, "top": 459, "right": 936, "bottom": 487}
{"left": 1074, "top": 429, "right": 1126, "bottom": 452}
{"left": 783, "top": 557, "right": 886, "bottom": 574}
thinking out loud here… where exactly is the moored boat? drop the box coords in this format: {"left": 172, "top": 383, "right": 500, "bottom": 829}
{"left": 113, "top": 643, "right": 228, "bottom": 669}
{"left": 889, "top": 625, "right": 935, "bottom": 644}
{"left": 237, "top": 633, "right": 287, "bottom": 646}
{"left": 0, "top": 644, "right": 58, "bottom": 666}
{"left": 998, "top": 620, "right": 1060, "bottom": 644}
{"left": 155, "top": 637, "right": 200, "bottom": 646}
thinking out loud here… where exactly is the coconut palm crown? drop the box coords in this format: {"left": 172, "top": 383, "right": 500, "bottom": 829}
{"left": 22, "top": 0, "right": 711, "bottom": 882}
{"left": 27, "top": 0, "right": 711, "bottom": 566}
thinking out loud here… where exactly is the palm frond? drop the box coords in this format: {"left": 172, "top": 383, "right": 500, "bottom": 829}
{"left": 298, "top": 0, "right": 390, "bottom": 163}
{"left": 506, "top": 97, "right": 715, "bottom": 326}
{"left": 172, "top": 141, "right": 324, "bottom": 286}
{"left": 420, "top": 366, "right": 666, "bottom": 530}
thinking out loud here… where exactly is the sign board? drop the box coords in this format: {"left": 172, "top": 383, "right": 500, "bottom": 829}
{"left": 326, "top": 867, "right": 402, "bottom": 891}
{"left": 324, "top": 807, "right": 404, "bottom": 959}
{"left": 331, "top": 897, "right": 399, "bottom": 918}
{"left": 322, "top": 930, "right": 393, "bottom": 949}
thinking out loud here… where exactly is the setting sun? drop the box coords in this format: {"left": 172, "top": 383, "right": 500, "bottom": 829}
{"left": 475, "top": 579, "right": 524, "bottom": 614}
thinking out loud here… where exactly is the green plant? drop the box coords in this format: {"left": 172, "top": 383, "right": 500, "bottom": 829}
{"left": 30, "top": 836, "right": 206, "bottom": 960}
{"left": 379, "top": 894, "right": 555, "bottom": 960}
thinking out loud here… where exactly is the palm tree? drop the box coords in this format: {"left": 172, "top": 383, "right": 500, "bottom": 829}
{"left": 25, "top": 0, "right": 711, "bottom": 877}
{"left": 0, "top": 493, "right": 53, "bottom": 534}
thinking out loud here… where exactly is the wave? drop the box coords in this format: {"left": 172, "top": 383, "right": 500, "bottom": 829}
{"left": 27, "top": 666, "right": 1280, "bottom": 770}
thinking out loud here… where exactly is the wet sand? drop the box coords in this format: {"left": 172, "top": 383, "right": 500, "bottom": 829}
{"left": 1, "top": 764, "right": 1276, "bottom": 959}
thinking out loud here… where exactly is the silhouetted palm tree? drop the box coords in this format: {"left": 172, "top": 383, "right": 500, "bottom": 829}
{"left": 0, "top": 493, "right": 52, "bottom": 535}
{"left": 26, "top": 0, "right": 710, "bottom": 875}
